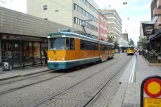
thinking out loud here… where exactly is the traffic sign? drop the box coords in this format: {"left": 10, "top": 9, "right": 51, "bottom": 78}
{"left": 141, "top": 76, "right": 161, "bottom": 107}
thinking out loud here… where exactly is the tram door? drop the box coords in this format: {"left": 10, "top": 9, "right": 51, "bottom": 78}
{"left": 100, "top": 45, "right": 107, "bottom": 62}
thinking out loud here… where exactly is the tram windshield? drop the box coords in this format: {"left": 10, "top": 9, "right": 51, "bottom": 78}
{"left": 50, "top": 38, "right": 65, "bottom": 50}
{"left": 127, "top": 47, "right": 134, "bottom": 50}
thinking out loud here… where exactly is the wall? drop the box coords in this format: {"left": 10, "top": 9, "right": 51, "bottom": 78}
{"left": 0, "top": 6, "right": 75, "bottom": 38}
{"left": 73, "top": 0, "right": 99, "bottom": 36}
{"left": 98, "top": 12, "right": 108, "bottom": 41}
{"left": 27, "top": 0, "right": 73, "bottom": 28}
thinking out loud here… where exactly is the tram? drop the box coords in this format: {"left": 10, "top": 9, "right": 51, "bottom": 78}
{"left": 127, "top": 45, "right": 135, "bottom": 55}
{"left": 47, "top": 30, "right": 114, "bottom": 70}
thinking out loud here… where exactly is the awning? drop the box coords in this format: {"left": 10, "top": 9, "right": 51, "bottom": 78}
{"left": 150, "top": 29, "right": 161, "bottom": 40}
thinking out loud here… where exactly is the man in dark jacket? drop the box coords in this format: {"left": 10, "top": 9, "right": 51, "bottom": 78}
{"left": 44, "top": 49, "right": 47, "bottom": 64}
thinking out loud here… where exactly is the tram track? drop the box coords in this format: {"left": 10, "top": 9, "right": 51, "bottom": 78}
{"left": 0, "top": 71, "right": 66, "bottom": 96}
{"left": 83, "top": 56, "right": 132, "bottom": 107}
{"left": 0, "top": 55, "right": 125, "bottom": 97}
{"left": 0, "top": 70, "right": 53, "bottom": 85}
{"left": 32, "top": 56, "right": 132, "bottom": 107}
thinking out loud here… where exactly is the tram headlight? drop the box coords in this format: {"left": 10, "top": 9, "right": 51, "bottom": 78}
{"left": 62, "top": 57, "right": 66, "bottom": 60}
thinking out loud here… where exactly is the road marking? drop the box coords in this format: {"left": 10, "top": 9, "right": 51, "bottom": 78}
{"left": 129, "top": 56, "right": 136, "bottom": 83}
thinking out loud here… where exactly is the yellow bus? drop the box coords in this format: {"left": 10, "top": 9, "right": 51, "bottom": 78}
{"left": 127, "top": 46, "right": 134, "bottom": 55}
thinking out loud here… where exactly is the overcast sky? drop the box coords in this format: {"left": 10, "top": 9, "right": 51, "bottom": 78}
{"left": 0, "top": 0, "right": 151, "bottom": 44}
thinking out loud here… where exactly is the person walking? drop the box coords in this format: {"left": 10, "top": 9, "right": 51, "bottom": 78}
{"left": 44, "top": 49, "right": 47, "bottom": 64}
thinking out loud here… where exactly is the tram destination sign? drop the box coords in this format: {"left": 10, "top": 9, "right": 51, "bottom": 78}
{"left": 141, "top": 76, "right": 161, "bottom": 107}
{"left": 51, "top": 35, "right": 62, "bottom": 38}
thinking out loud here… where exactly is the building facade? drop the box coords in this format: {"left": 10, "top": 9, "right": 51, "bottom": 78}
{"left": 98, "top": 12, "right": 108, "bottom": 41}
{"left": 100, "top": 9, "right": 122, "bottom": 41}
{"left": 27, "top": 0, "right": 99, "bottom": 37}
{"left": 149, "top": 0, "right": 161, "bottom": 52}
{"left": 122, "top": 33, "right": 129, "bottom": 41}
{"left": 0, "top": 6, "right": 74, "bottom": 68}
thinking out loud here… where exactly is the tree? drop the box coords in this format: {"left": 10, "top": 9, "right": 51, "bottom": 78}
{"left": 107, "top": 36, "right": 113, "bottom": 43}
{"left": 141, "top": 37, "right": 147, "bottom": 49}
{"left": 128, "top": 38, "right": 134, "bottom": 45}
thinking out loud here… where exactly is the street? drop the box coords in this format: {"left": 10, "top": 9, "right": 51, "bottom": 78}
{"left": 0, "top": 54, "right": 132, "bottom": 107}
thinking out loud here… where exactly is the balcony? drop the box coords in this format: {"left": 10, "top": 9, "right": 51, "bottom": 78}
{"left": 157, "top": 0, "right": 161, "bottom": 9}
{"left": 153, "top": 8, "right": 161, "bottom": 16}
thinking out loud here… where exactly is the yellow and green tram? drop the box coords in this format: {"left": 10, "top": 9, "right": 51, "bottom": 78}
{"left": 47, "top": 30, "right": 114, "bottom": 70}
{"left": 127, "top": 45, "right": 135, "bottom": 55}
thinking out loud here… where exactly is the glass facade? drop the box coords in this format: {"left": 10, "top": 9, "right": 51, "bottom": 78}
{"left": 1, "top": 36, "right": 47, "bottom": 68}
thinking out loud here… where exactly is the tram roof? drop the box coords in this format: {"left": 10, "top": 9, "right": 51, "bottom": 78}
{"left": 99, "top": 40, "right": 114, "bottom": 46}
{"left": 48, "top": 31, "right": 98, "bottom": 42}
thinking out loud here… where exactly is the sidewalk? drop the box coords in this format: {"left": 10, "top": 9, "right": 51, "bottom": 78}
{"left": 111, "top": 54, "right": 161, "bottom": 107}
{"left": 0, "top": 65, "right": 49, "bottom": 81}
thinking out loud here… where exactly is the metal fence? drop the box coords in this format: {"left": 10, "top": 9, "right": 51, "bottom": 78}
{"left": 142, "top": 51, "right": 161, "bottom": 63}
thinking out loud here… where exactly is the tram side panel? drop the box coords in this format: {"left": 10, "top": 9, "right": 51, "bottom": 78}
{"left": 78, "top": 39, "right": 100, "bottom": 65}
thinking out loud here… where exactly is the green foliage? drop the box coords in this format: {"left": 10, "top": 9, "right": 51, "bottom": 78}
{"left": 107, "top": 36, "right": 113, "bottom": 43}
{"left": 141, "top": 37, "right": 147, "bottom": 49}
{"left": 128, "top": 38, "right": 134, "bottom": 45}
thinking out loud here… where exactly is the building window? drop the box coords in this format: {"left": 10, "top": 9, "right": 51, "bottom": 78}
{"left": 43, "top": 5, "right": 47, "bottom": 10}
{"left": 74, "top": 3, "right": 98, "bottom": 23}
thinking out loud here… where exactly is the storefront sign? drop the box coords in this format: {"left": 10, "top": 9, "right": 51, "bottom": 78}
{"left": 142, "top": 23, "right": 155, "bottom": 36}
{"left": 141, "top": 76, "right": 161, "bottom": 107}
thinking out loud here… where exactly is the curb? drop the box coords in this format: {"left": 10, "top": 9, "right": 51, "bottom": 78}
{"left": 21, "top": 69, "right": 51, "bottom": 77}
{"left": 0, "top": 69, "right": 51, "bottom": 81}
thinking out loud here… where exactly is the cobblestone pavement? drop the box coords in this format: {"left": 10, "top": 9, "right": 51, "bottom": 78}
{"left": 122, "top": 54, "right": 161, "bottom": 107}
{"left": 31, "top": 55, "right": 131, "bottom": 107}
{"left": 0, "top": 54, "right": 131, "bottom": 107}
{"left": 0, "top": 72, "right": 64, "bottom": 95}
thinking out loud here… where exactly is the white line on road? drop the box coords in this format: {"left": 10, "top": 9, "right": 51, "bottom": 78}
{"left": 129, "top": 56, "right": 136, "bottom": 83}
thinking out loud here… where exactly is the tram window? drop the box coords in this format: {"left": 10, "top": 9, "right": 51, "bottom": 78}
{"left": 81, "top": 40, "right": 85, "bottom": 50}
{"left": 81, "top": 40, "right": 98, "bottom": 50}
{"left": 70, "top": 38, "right": 75, "bottom": 50}
{"left": 66, "top": 38, "right": 70, "bottom": 50}
{"left": 89, "top": 42, "right": 93, "bottom": 50}
{"left": 66, "top": 38, "right": 75, "bottom": 50}
{"left": 50, "top": 38, "right": 65, "bottom": 50}
{"left": 95, "top": 43, "right": 98, "bottom": 50}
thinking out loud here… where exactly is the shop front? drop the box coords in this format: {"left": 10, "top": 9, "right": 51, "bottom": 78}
{"left": 1, "top": 34, "right": 47, "bottom": 68}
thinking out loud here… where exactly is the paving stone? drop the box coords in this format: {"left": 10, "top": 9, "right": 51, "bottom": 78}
{"left": 121, "top": 54, "right": 161, "bottom": 106}
{"left": 0, "top": 54, "right": 128, "bottom": 107}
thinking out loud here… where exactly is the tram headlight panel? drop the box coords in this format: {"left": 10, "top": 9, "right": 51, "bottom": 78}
{"left": 62, "top": 57, "right": 66, "bottom": 60}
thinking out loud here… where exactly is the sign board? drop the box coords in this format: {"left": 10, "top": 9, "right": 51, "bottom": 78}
{"left": 141, "top": 76, "right": 161, "bottom": 107}
{"left": 142, "top": 23, "right": 155, "bottom": 36}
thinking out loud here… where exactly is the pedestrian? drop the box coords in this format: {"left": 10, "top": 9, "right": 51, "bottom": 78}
{"left": 44, "top": 49, "right": 47, "bottom": 64}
